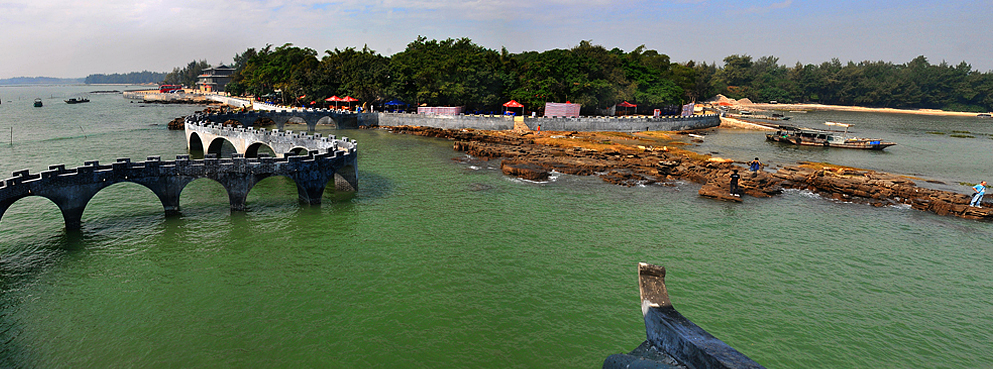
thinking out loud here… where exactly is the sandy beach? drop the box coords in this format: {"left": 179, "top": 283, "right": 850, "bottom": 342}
{"left": 743, "top": 102, "right": 989, "bottom": 117}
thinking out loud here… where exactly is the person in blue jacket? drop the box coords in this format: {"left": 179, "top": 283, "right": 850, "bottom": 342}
{"left": 748, "top": 158, "right": 762, "bottom": 172}
{"left": 969, "top": 181, "right": 987, "bottom": 207}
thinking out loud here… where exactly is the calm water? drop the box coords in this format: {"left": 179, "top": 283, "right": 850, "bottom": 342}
{"left": 1, "top": 86, "right": 992, "bottom": 368}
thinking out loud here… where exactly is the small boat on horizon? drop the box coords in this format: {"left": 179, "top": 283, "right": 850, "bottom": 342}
{"left": 33, "top": 98, "right": 43, "bottom": 107}
{"left": 65, "top": 97, "right": 90, "bottom": 104}
{"left": 766, "top": 122, "right": 896, "bottom": 150}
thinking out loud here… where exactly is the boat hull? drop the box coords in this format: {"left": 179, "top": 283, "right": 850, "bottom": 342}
{"left": 766, "top": 134, "right": 895, "bottom": 150}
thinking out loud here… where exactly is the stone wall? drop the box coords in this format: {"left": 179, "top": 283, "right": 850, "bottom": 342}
{"left": 203, "top": 110, "right": 359, "bottom": 130}
{"left": 206, "top": 95, "right": 253, "bottom": 108}
{"left": 362, "top": 112, "right": 720, "bottom": 132}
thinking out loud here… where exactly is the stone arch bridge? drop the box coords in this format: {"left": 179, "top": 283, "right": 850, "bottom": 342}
{"left": 202, "top": 109, "right": 359, "bottom": 131}
{"left": 0, "top": 117, "right": 358, "bottom": 231}
{"left": 186, "top": 117, "right": 346, "bottom": 158}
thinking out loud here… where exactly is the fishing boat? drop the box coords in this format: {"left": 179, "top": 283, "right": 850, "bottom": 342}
{"left": 33, "top": 98, "right": 43, "bottom": 107}
{"left": 766, "top": 122, "right": 896, "bottom": 150}
{"left": 65, "top": 97, "right": 90, "bottom": 104}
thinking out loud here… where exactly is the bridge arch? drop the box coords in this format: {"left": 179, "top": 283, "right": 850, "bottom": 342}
{"left": 317, "top": 116, "right": 336, "bottom": 128}
{"left": 0, "top": 195, "right": 63, "bottom": 232}
{"left": 287, "top": 147, "right": 309, "bottom": 156}
{"left": 179, "top": 177, "right": 234, "bottom": 212}
{"left": 188, "top": 131, "right": 206, "bottom": 153}
{"left": 286, "top": 116, "right": 308, "bottom": 125}
{"left": 246, "top": 175, "right": 299, "bottom": 206}
{"left": 82, "top": 181, "right": 163, "bottom": 225}
{"left": 207, "top": 137, "right": 239, "bottom": 157}
{"left": 252, "top": 117, "right": 276, "bottom": 128}
{"left": 246, "top": 142, "right": 276, "bottom": 158}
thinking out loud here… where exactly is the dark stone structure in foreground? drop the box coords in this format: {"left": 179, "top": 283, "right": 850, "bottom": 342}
{"left": 603, "top": 263, "right": 765, "bottom": 369}
{"left": 0, "top": 118, "right": 358, "bottom": 231}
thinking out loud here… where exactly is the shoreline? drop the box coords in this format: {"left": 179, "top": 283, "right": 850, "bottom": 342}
{"left": 378, "top": 125, "right": 993, "bottom": 221}
{"left": 743, "top": 102, "right": 989, "bottom": 117}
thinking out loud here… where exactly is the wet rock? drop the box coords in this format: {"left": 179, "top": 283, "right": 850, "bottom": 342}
{"left": 388, "top": 125, "right": 993, "bottom": 221}
{"left": 698, "top": 182, "right": 742, "bottom": 202}
{"left": 500, "top": 160, "right": 549, "bottom": 181}
{"left": 167, "top": 117, "right": 184, "bottom": 130}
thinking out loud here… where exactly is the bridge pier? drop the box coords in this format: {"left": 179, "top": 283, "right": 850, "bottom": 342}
{"left": 40, "top": 182, "right": 107, "bottom": 231}
{"left": 334, "top": 165, "right": 358, "bottom": 192}
{"left": 1, "top": 119, "right": 358, "bottom": 232}
{"left": 131, "top": 175, "right": 197, "bottom": 215}
{"left": 295, "top": 181, "right": 328, "bottom": 205}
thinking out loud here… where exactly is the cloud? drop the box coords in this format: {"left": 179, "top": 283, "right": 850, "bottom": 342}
{"left": 1, "top": 0, "right": 992, "bottom": 77}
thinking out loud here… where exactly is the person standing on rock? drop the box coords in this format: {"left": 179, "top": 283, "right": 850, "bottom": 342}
{"left": 749, "top": 158, "right": 762, "bottom": 173}
{"left": 730, "top": 170, "right": 741, "bottom": 197}
{"left": 969, "top": 181, "right": 986, "bottom": 207}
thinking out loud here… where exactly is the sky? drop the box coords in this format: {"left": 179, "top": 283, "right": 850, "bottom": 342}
{"left": 1, "top": 0, "right": 991, "bottom": 79}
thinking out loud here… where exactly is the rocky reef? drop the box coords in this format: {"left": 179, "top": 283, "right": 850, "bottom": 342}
{"left": 383, "top": 125, "right": 993, "bottom": 221}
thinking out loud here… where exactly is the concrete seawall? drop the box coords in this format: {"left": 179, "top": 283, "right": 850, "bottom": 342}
{"left": 360, "top": 112, "right": 720, "bottom": 132}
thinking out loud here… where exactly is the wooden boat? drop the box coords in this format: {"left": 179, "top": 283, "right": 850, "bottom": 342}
{"left": 766, "top": 122, "right": 896, "bottom": 150}
{"left": 65, "top": 97, "right": 90, "bottom": 104}
{"left": 728, "top": 113, "right": 790, "bottom": 121}
{"left": 33, "top": 98, "right": 43, "bottom": 107}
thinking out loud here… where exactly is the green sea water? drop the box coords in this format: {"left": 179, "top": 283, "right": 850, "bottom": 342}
{"left": 1, "top": 86, "right": 991, "bottom": 368}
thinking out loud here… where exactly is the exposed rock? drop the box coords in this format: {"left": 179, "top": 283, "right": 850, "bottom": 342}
{"left": 386, "top": 126, "right": 993, "bottom": 221}
{"left": 698, "top": 182, "right": 742, "bottom": 202}
{"left": 167, "top": 117, "right": 184, "bottom": 130}
{"left": 500, "top": 160, "right": 549, "bottom": 181}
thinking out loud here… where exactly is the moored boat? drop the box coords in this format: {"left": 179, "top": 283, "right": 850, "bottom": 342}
{"left": 766, "top": 122, "right": 896, "bottom": 150}
{"left": 65, "top": 97, "right": 90, "bottom": 104}
{"left": 33, "top": 98, "right": 43, "bottom": 107}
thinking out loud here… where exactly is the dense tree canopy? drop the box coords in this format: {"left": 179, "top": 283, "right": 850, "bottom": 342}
{"left": 85, "top": 71, "right": 166, "bottom": 84}
{"left": 202, "top": 37, "right": 993, "bottom": 114}
{"left": 162, "top": 60, "right": 210, "bottom": 87}
{"left": 221, "top": 38, "right": 691, "bottom": 114}
{"left": 690, "top": 55, "right": 993, "bottom": 112}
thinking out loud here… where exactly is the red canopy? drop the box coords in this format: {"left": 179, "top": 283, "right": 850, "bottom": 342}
{"left": 503, "top": 100, "right": 523, "bottom": 108}
{"left": 617, "top": 101, "right": 637, "bottom": 107}
{"left": 325, "top": 95, "right": 342, "bottom": 102}
{"left": 341, "top": 96, "right": 359, "bottom": 102}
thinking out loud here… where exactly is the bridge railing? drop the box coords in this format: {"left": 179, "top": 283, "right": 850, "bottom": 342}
{"left": 185, "top": 115, "right": 357, "bottom": 153}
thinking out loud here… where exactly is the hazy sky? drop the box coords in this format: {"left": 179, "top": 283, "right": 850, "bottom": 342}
{"left": 2, "top": 0, "right": 991, "bottom": 78}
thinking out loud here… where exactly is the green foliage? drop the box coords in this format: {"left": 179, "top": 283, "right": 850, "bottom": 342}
{"left": 388, "top": 37, "right": 510, "bottom": 110}
{"left": 508, "top": 41, "right": 685, "bottom": 114}
{"left": 85, "top": 71, "right": 166, "bottom": 84}
{"left": 693, "top": 54, "right": 993, "bottom": 111}
{"left": 227, "top": 44, "right": 319, "bottom": 104}
{"left": 314, "top": 45, "right": 390, "bottom": 104}
{"left": 205, "top": 38, "right": 993, "bottom": 114}
{"left": 162, "top": 60, "right": 210, "bottom": 87}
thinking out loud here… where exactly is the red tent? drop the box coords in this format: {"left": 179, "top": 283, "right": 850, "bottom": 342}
{"left": 617, "top": 101, "right": 637, "bottom": 115}
{"left": 503, "top": 100, "right": 524, "bottom": 115}
{"left": 342, "top": 96, "right": 359, "bottom": 110}
{"left": 325, "top": 95, "right": 343, "bottom": 109}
